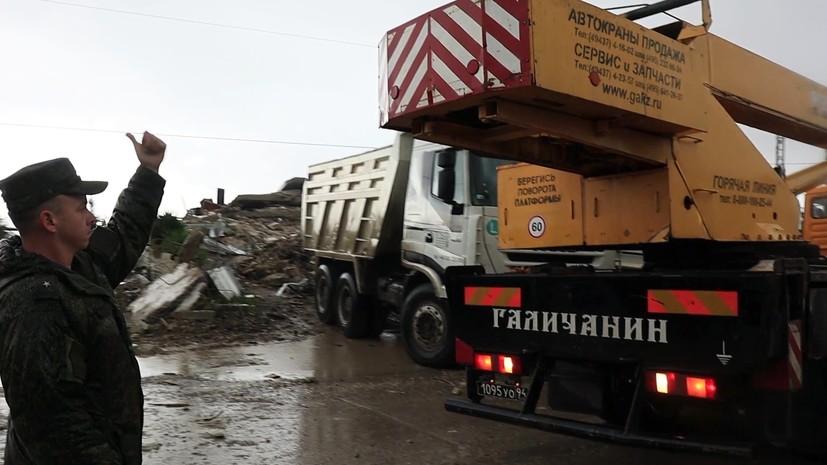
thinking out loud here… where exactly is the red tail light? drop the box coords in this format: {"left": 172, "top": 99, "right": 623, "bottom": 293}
{"left": 471, "top": 352, "right": 523, "bottom": 375}
{"left": 686, "top": 376, "right": 717, "bottom": 399}
{"left": 475, "top": 354, "right": 493, "bottom": 371}
{"left": 645, "top": 370, "right": 717, "bottom": 400}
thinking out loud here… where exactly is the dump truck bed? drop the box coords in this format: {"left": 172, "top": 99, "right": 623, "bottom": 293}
{"left": 302, "top": 135, "right": 413, "bottom": 261}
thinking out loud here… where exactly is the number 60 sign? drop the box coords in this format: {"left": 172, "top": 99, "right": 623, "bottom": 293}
{"left": 528, "top": 215, "right": 546, "bottom": 238}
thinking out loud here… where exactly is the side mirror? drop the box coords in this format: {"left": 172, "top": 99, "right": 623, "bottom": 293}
{"left": 437, "top": 168, "right": 455, "bottom": 203}
{"left": 437, "top": 149, "right": 456, "bottom": 169}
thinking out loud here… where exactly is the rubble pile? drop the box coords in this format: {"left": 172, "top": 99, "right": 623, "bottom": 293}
{"left": 121, "top": 184, "right": 324, "bottom": 355}
{"left": 216, "top": 212, "right": 308, "bottom": 287}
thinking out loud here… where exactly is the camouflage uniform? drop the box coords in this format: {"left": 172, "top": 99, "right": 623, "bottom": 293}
{"left": 0, "top": 166, "right": 164, "bottom": 465}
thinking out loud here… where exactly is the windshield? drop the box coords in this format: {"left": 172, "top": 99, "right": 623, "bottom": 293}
{"left": 468, "top": 154, "right": 515, "bottom": 207}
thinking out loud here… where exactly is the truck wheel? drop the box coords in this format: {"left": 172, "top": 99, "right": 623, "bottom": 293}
{"left": 400, "top": 284, "right": 454, "bottom": 367}
{"left": 314, "top": 264, "right": 336, "bottom": 325}
{"left": 335, "top": 273, "right": 369, "bottom": 338}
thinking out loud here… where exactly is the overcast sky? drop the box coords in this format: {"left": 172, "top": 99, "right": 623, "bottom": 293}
{"left": 1, "top": 0, "right": 825, "bottom": 225}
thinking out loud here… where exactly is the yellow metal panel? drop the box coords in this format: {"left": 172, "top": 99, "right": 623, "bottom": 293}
{"left": 530, "top": 0, "right": 706, "bottom": 133}
{"left": 705, "top": 35, "right": 827, "bottom": 148}
{"left": 583, "top": 169, "right": 669, "bottom": 245}
{"left": 498, "top": 163, "right": 584, "bottom": 249}
{"left": 671, "top": 92, "right": 801, "bottom": 242}
{"left": 667, "top": 157, "right": 711, "bottom": 240}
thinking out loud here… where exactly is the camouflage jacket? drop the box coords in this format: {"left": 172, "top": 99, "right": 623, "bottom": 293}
{"left": 0, "top": 166, "right": 164, "bottom": 465}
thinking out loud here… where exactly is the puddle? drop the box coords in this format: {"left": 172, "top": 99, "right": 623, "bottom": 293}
{"left": 138, "top": 329, "right": 416, "bottom": 382}
{"left": 138, "top": 337, "right": 317, "bottom": 381}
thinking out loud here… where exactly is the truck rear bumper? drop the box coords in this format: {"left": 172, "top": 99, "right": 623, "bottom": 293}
{"left": 444, "top": 397, "right": 754, "bottom": 457}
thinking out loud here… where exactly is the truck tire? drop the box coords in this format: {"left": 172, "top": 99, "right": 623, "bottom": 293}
{"left": 335, "top": 272, "right": 369, "bottom": 338}
{"left": 314, "top": 264, "right": 337, "bottom": 325}
{"left": 400, "top": 284, "right": 454, "bottom": 368}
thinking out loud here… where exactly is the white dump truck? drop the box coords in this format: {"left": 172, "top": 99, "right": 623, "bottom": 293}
{"left": 301, "top": 133, "right": 520, "bottom": 367}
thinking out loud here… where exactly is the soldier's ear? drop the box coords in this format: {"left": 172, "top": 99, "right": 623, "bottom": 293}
{"left": 39, "top": 210, "right": 58, "bottom": 233}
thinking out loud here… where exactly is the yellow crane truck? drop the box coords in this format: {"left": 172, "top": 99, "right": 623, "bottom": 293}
{"left": 379, "top": 0, "right": 827, "bottom": 456}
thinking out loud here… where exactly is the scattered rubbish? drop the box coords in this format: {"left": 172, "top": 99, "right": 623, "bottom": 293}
{"left": 275, "top": 278, "right": 311, "bottom": 297}
{"left": 201, "top": 237, "right": 246, "bottom": 256}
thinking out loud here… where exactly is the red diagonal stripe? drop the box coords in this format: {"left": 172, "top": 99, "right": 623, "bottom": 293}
{"left": 452, "top": 0, "right": 484, "bottom": 30}
{"left": 388, "top": 19, "right": 428, "bottom": 87}
{"left": 431, "top": 7, "right": 483, "bottom": 62}
{"left": 430, "top": 38, "right": 483, "bottom": 90}
{"left": 430, "top": 65, "right": 462, "bottom": 101}
{"left": 481, "top": 10, "right": 523, "bottom": 58}
{"left": 670, "top": 290, "right": 714, "bottom": 315}
{"left": 387, "top": 16, "right": 426, "bottom": 59}
{"left": 486, "top": 0, "right": 528, "bottom": 21}
{"left": 507, "top": 288, "right": 521, "bottom": 307}
{"left": 715, "top": 290, "right": 739, "bottom": 315}
{"left": 483, "top": 49, "right": 519, "bottom": 84}
{"left": 464, "top": 286, "right": 479, "bottom": 305}
{"left": 391, "top": 69, "right": 432, "bottom": 116}
{"left": 478, "top": 287, "right": 502, "bottom": 306}
{"left": 389, "top": 44, "right": 430, "bottom": 115}
{"left": 647, "top": 291, "right": 666, "bottom": 313}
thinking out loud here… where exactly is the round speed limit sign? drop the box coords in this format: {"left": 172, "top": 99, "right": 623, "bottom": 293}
{"left": 528, "top": 215, "right": 546, "bottom": 238}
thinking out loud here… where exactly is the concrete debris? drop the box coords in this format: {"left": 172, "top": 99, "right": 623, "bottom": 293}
{"left": 171, "top": 282, "right": 208, "bottom": 316}
{"left": 206, "top": 267, "right": 243, "bottom": 301}
{"left": 127, "top": 263, "right": 206, "bottom": 319}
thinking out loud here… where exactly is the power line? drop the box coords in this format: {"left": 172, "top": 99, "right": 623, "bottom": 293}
{"left": 40, "top": 0, "right": 375, "bottom": 48}
{"left": 0, "top": 122, "right": 379, "bottom": 150}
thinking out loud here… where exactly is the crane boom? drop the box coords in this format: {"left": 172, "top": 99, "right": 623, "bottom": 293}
{"left": 705, "top": 35, "right": 827, "bottom": 148}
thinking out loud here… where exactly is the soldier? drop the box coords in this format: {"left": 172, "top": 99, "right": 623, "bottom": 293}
{"left": 0, "top": 132, "right": 166, "bottom": 464}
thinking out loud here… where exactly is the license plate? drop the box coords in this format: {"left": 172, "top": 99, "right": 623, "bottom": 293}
{"left": 476, "top": 381, "right": 527, "bottom": 401}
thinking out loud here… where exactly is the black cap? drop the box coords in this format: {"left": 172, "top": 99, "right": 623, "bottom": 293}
{"left": 0, "top": 158, "right": 108, "bottom": 213}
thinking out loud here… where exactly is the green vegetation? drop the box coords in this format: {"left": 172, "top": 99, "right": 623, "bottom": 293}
{"left": 151, "top": 213, "right": 189, "bottom": 256}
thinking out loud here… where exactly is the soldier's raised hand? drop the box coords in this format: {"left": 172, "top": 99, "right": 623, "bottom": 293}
{"left": 126, "top": 131, "right": 166, "bottom": 173}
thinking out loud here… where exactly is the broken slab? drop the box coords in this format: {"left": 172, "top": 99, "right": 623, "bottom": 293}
{"left": 206, "top": 266, "right": 243, "bottom": 301}
{"left": 128, "top": 263, "right": 206, "bottom": 319}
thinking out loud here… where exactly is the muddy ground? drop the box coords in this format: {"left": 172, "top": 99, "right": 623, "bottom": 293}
{"left": 0, "top": 288, "right": 823, "bottom": 464}
{"left": 130, "top": 285, "right": 324, "bottom": 357}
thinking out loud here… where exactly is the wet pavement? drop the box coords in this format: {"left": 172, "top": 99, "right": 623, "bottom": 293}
{"left": 0, "top": 329, "right": 823, "bottom": 464}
